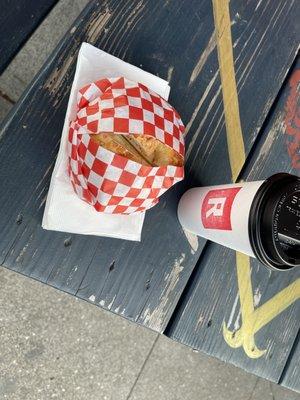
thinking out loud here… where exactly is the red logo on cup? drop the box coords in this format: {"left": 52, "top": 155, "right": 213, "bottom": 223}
{"left": 201, "top": 187, "right": 241, "bottom": 230}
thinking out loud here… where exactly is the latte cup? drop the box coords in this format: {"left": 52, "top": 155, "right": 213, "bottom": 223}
{"left": 178, "top": 173, "right": 300, "bottom": 271}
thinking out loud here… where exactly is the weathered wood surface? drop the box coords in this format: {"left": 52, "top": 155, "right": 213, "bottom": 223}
{"left": 167, "top": 58, "right": 300, "bottom": 387}
{"left": 0, "top": 0, "right": 298, "bottom": 335}
{"left": 281, "top": 331, "right": 300, "bottom": 392}
{"left": 0, "top": 0, "right": 58, "bottom": 73}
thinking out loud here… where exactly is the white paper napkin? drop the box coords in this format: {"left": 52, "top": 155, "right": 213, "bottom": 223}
{"left": 42, "top": 43, "right": 170, "bottom": 241}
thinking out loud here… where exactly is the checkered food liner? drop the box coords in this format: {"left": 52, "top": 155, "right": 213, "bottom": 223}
{"left": 68, "top": 77, "right": 185, "bottom": 214}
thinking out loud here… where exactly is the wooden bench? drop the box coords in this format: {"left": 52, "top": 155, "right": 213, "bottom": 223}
{"left": 0, "top": 0, "right": 299, "bottom": 392}
{"left": 167, "top": 56, "right": 300, "bottom": 391}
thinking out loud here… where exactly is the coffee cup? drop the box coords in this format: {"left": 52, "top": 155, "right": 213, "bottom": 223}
{"left": 178, "top": 173, "right": 300, "bottom": 271}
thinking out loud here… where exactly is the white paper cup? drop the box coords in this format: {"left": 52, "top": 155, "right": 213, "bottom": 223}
{"left": 178, "top": 173, "right": 300, "bottom": 271}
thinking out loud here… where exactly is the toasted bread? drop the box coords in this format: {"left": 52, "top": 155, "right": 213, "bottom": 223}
{"left": 124, "top": 134, "right": 183, "bottom": 167}
{"left": 91, "top": 133, "right": 151, "bottom": 165}
{"left": 91, "top": 133, "right": 183, "bottom": 167}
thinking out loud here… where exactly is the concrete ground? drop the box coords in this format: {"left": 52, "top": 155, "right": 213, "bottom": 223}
{"left": 0, "top": 1, "right": 299, "bottom": 399}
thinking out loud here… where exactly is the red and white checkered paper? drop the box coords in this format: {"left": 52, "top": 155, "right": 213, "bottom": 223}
{"left": 68, "top": 77, "right": 185, "bottom": 214}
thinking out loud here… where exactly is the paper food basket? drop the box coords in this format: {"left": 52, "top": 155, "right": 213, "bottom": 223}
{"left": 42, "top": 43, "right": 181, "bottom": 241}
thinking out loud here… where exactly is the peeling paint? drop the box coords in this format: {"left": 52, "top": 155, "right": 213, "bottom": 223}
{"left": 189, "top": 31, "right": 216, "bottom": 86}
{"left": 66, "top": 265, "right": 78, "bottom": 285}
{"left": 252, "top": 112, "right": 283, "bottom": 172}
{"left": 16, "top": 243, "right": 30, "bottom": 263}
{"left": 44, "top": 8, "right": 111, "bottom": 102}
{"left": 44, "top": 55, "right": 75, "bottom": 99}
{"left": 142, "top": 253, "right": 186, "bottom": 331}
{"left": 233, "top": 309, "right": 242, "bottom": 331}
{"left": 182, "top": 228, "right": 199, "bottom": 254}
{"left": 185, "top": 71, "right": 220, "bottom": 159}
{"left": 255, "top": 0, "right": 264, "bottom": 11}
{"left": 99, "top": 300, "right": 105, "bottom": 307}
{"left": 227, "top": 293, "right": 239, "bottom": 327}
{"left": 195, "top": 314, "right": 204, "bottom": 330}
{"left": 86, "top": 8, "right": 112, "bottom": 43}
{"left": 35, "top": 162, "right": 55, "bottom": 191}
{"left": 167, "top": 65, "right": 174, "bottom": 82}
{"left": 188, "top": 90, "right": 222, "bottom": 164}
{"left": 253, "top": 288, "right": 262, "bottom": 307}
{"left": 32, "top": 249, "right": 38, "bottom": 259}
{"left": 107, "top": 295, "right": 116, "bottom": 310}
{"left": 89, "top": 294, "right": 96, "bottom": 302}
{"left": 38, "top": 194, "right": 47, "bottom": 210}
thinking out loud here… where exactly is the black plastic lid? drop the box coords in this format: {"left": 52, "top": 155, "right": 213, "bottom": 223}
{"left": 249, "top": 173, "right": 300, "bottom": 271}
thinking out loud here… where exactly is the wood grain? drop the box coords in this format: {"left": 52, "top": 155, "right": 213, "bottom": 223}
{"left": 281, "top": 331, "right": 300, "bottom": 392}
{"left": 0, "top": 0, "right": 298, "bottom": 336}
{"left": 167, "top": 58, "right": 300, "bottom": 386}
{"left": 0, "top": 0, "right": 58, "bottom": 74}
